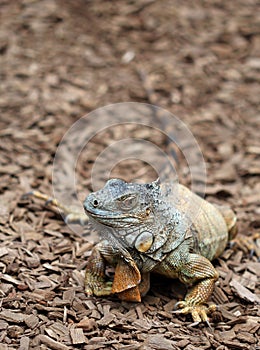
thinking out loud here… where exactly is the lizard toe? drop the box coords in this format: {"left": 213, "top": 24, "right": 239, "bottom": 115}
{"left": 85, "top": 275, "right": 113, "bottom": 297}
{"left": 173, "top": 301, "right": 217, "bottom": 326}
{"left": 173, "top": 301, "right": 187, "bottom": 310}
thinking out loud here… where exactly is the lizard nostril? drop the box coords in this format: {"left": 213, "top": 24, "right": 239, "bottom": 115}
{"left": 93, "top": 199, "right": 99, "bottom": 207}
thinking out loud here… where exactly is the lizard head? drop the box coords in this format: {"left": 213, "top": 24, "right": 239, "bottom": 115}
{"left": 83, "top": 178, "right": 161, "bottom": 229}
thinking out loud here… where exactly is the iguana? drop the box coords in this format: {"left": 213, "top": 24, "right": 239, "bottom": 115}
{"left": 27, "top": 178, "right": 237, "bottom": 325}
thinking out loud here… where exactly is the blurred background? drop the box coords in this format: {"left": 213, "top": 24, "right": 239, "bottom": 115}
{"left": 1, "top": 0, "right": 259, "bottom": 225}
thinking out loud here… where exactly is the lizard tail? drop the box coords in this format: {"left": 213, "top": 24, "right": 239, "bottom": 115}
{"left": 216, "top": 206, "right": 238, "bottom": 240}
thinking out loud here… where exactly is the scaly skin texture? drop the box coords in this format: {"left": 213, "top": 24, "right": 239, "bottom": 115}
{"left": 83, "top": 178, "right": 238, "bottom": 325}
{"left": 24, "top": 179, "right": 237, "bottom": 325}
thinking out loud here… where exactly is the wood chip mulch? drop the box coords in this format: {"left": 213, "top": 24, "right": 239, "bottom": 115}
{"left": 0, "top": 1, "right": 259, "bottom": 349}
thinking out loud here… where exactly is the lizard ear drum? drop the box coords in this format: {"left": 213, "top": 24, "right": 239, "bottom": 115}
{"left": 135, "top": 231, "right": 153, "bottom": 252}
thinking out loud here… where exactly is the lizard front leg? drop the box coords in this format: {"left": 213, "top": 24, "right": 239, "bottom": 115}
{"left": 84, "top": 240, "right": 113, "bottom": 296}
{"left": 174, "top": 254, "right": 218, "bottom": 325}
{"left": 85, "top": 239, "right": 141, "bottom": 300}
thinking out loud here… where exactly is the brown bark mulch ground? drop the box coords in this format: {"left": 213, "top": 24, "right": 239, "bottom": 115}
{"left": 0, "top": 1, "right": 259, "bottom": 349}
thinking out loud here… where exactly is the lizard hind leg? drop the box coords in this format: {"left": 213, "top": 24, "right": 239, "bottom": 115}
{"left": 173, "top": 254, "right": 219, "bottom": 325}
{"left": 23, "top": 190, "right": 89, "bottom": 225}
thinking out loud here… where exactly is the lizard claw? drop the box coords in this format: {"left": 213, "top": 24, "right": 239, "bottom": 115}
{"left": 189, "top": 319, "right": 212, "bottom": 330}
{"left": 173, "top": 301, "right": 186, "bottom": 310}
{"left": 21, "top": 191, "right": 34, "bottom": 200}
{"left": 45, "top": 198, "right": 55, "bottom": 206}
{"left": 173, "top": 301, "right": 216, "bottom": 326}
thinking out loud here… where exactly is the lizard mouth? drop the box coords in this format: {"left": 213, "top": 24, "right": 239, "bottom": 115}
{"left": 84, "top": 207, "right": 144, "bottom": 227}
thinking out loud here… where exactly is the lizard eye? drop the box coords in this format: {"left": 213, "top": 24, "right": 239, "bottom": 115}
{"left": 118, "top": 195, "right": 138, "bottom": 211}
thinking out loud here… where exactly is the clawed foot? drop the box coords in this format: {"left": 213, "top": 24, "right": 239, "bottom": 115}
{"left": 173, "top": 301, "right": 217, "bottom": 327}
{"left": 23, "top": 190, "right": 88, "bottom": 225}
{"left": 85, "top": 273, "right": 113, "bottom": 297}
